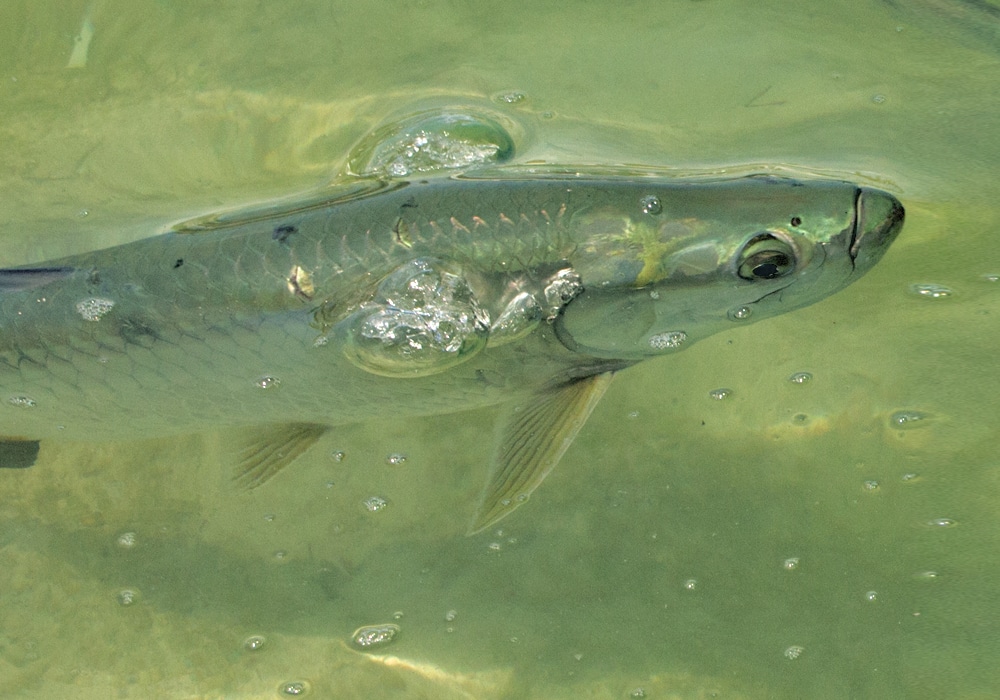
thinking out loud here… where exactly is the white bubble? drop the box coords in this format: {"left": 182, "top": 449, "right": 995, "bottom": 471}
{"left": 648, "top": 331, "right": 687, "bottom": 350}
{"left": 75, "top": 297, "right": 115, "bottom": 321}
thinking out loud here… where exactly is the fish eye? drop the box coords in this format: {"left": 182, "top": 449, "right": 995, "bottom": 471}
{"left": 736, "top": 233, "right": 797, "bottom": 280}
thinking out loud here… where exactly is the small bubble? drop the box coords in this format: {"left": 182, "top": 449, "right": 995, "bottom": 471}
{"left": 351, "top": 623, "right": 400, "bottom": 650}
{"left": 627, "top": 410, "right": 639, "bottom": 418}
{"left": 279, "top": 680, "right": 310, "bottom": 696}
{"left": 928, "top": 517, "right": 957, "bottom": 528}
{"left": 792, "top": 413, "right": 810, "bottom": 425}
{"left": 255, "top": 376, "right": 280, "bottom": 389}
{"left": 871, "top": 94, "right": 887, "bottom": 104}
{"left": 392, "top": 611, "right": 404, "bottom": 620}
{"left": 630, "top": 689, "right": 647, "bottom": 699}
{"left": 981, "top": 273, "right": 1000, "bottom": 282}
{"left": 788, "top": 371, "right": 812, "bottom": 384}
{"left": 784, "top": 645, "right": 805, "bottom": 660}
{"left": 487, "top": 541, "right": 502, "bottom": 552}
{"left": 639, "top": 195, "right": 662, "bottom": 215}
{"left": 386, "top": 453, "right": 407, "bottom": 465}
{"left": 909, "top": 283, "right": 952, "bottom": 299}
{"left": 243, "top": 635, "right": 266, "bottom": 651}
{"left": 728, "top": 305, "right": 752, "bottom": 321}
{"left": 709, "top": 388, "right": 732, "bottom": 400}
{"left": 273, "top": 550, "right": 287, "bottom": 560}
{"left": 865, "top": 590, "right": 878, "bottom": 602}
{"left": 363, "top": 496, "right": 388, "bottom": 512}
{"left": 75, "top": 297, "right": 115, "bottom": 321}
{"left": 494, "top": 90, "right": 527, "bottom": 104}
{"left": 862, "top": 480, "right": 881, "bottom": 493}
{"left": 649, "top": 290, "right": 660, "bottom": 300}
{"left": 889, "top": 410, "right": 931, "bottom": 429}
{"left": 444, "top": 609, "right": 457, "bottom": 622}
{"left": 7, "top": 395, "right": 37, "bottom": 408}
{"left": 914, "top": 570, "right": 939, "bottom": 581}
{"left": 648, "top": 331, "right": 687, "bottom": 351}
{"left": 263, "top": 513, "right": 276, "bottom": 522}
{"left": 573, "top": 652, "right": 583, "bottom": 661}
{"left": 331, "top": 450, "right": 346, "bottom": 462}
{"left": 901, "top": 472, "right": 920, "bottom": 483}
{"left": 117, "top": 589, "right": 138, "bottom": 606}
{"left": 78, "top": 209, "right": 90, "bottom": 218}
{"left": 683, "top": 578, "right": 697, "bottom": 591}
{"left": 116, "top": 531, "right": 137, "bottom": 549}
{"left": 783, "top": 557, "right": 800, "bottom": 571}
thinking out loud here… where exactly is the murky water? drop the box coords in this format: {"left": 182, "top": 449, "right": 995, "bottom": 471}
{"left": 1, "top": 0, "right": 999, "bottom": 697}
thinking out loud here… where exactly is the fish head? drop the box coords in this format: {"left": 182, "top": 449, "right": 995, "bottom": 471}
{"left": 554, "top": 176, "right": 904, "bottom": 360}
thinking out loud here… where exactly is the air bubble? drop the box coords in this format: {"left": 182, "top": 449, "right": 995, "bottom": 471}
{"left": 709, "top": 388, "right": 732, "bottom": 400}
{"left": 363, "top": 496, "right": 388, "bottom": 512}
{"left": 639, "top": 195, "right": 662, "bottom": 215}
{"left": 728, "top": 305, "right": 752, "bottom": 321}
{"left": 630, "top": 689, "right": 647, "bottom": 699}
{"left": 243, "top": 635, "right": 266, "bottom": 651}
{"left": 444, "top": 609, "right": 457, "bottom": 622}
{"left": 683, "top": 578, "right": 697, "bottom": 591}
{"left": 865, "top": 590, "right": 878, "bottom": 602}
{"left": 788, "top": 372, "right": 812, "bottom": 384}
{"left": 351, "top": 623, "right": 400, "bottom": 650}
{"left": 342, "top": 258, "right": 490, "bottom": 378}
{"left": 871, "top": 94, "right": 887, "bottom": 104}
{"left": 889, "top": 410, "right": 931, "bottom": 429}
{"left": 494, "top": 91, "right": 527, "bottom": 104}
{"left": 255, "top": 376, "right": 280, "bottom": 389}
{"left": 75, "top": 297, "right": 115, "bottom": 321}
{"left": 981, "top": 273, "right": 1000, "bottom": 283}
{"left": 117, "top": 589, "right": 138, "bottom": 606}
{"left": 648, "top": 331, "right": 687, "bottom": 351}
{"left": 783, "top": 557, "right": 800, "bottom": 570}
{"left": 910, "top": 283, "right": 953, "bottom": 299}
{"left": 279, "top": 680, "right": 310, "bottom": 696}
{"left": 862, "top": 480, "right": 880, "bottom": 493}
{"left": 784, "top": 645, "right": 805, "bottom": 660}
{"left": 7, "top": 396, "right": 36, "bottom": 408}
{"left": 347, "top": 109, "right": 515, "bottom": 177}
{"left": 331, "top": 450, "right": 346, "bottom": 462}
{"left": 928, "top": 517, "right": 957, "bottom": 528}
{"left": 386, "top": 453, "right": 407, "bottom": 465}
{"left": 116, "top": 532, "right": 137, "bottom": 549}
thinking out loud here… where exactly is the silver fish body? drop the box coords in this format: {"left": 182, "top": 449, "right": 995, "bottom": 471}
{"left": 0, "top": 170, "right": 903, "bottom": 530}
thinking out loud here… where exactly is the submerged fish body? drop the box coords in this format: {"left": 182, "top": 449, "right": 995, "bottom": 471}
{"left": 0, "top": 169, "right": 904, "bottom": 530}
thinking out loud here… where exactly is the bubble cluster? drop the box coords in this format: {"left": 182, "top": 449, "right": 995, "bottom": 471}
{"left": 279, "top": 681, "right": 310, "bottom": 696}
{"left": 363, "top": 496, "right": 388, "bottom": 512}
{"left": 648, "top": 331, "right": 687, "bottom": 351}
{"left": 386, "top": 453, "right": 407, "bottom": 465}
{"left": 76, "top": 297, "right": 115, "bottom": 321}
{"left": 784, "top": 645, "right": 805, "bottom": 660}
{"left": 348, "top": 109, "right": 515, "bottom": 177}
{"left": 255, "top": 376, "right": 281, "bottom": 390}
{"left": 909, "top": 283, "right": 952, "bottom": 299}
{"left": 116, "top": 532, "right": 137, "bottom": 549}
{"left": 7, "top": 395, "right": 36, "bottom": 408}
{"left": 117, "top": 589, "right": 138, "bottom": 606}
{"left": 351, "top": 623, "right": 400, "bottom": 650}
{"left": 342, "top": 258, "right": 490, "bottom": 378}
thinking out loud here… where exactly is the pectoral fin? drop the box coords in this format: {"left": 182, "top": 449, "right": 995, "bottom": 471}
{"left": 233, "top": 423, "right": 328, "bottom": 490}
{"left": 469, "top": 372, "right": 615, "bottom": 534}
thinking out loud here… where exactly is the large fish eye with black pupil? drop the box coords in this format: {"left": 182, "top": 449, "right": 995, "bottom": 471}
{"left": 736, "top": 232, "right": 797, "bottom": 280}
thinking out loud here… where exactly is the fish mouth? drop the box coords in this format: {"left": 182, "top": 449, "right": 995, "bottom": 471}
{"left": 850, "top": 187, "right": 906, "bottom": 267}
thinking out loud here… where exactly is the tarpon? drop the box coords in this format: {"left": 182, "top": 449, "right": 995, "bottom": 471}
{"left": 0, "top": 169, "right": 903, "bottom": 532}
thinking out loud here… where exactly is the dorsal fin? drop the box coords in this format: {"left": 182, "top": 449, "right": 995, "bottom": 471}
{"left": 0, "top": 267, "right": 75, "bottom": 292}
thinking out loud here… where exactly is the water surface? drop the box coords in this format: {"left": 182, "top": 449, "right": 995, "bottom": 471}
{"left": 1, "top": 1, "right": 999, "bottom": 697}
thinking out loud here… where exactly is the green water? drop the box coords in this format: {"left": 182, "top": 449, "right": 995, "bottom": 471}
{"left": 1, "top": 0, "right": 999, "bottom": 697}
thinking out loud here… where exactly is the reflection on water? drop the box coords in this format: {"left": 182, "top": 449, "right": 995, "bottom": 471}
{"left": 2, "top": 0, "right": 999, "bottom": 697}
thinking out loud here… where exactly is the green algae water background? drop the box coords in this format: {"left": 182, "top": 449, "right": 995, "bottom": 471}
{"left": 1, "top": 1, "right": 999, "bottom": 697}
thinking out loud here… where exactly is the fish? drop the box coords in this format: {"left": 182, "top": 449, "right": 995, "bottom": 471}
{"left": 0, "top": 168, "right": 904, "bottom": 532}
